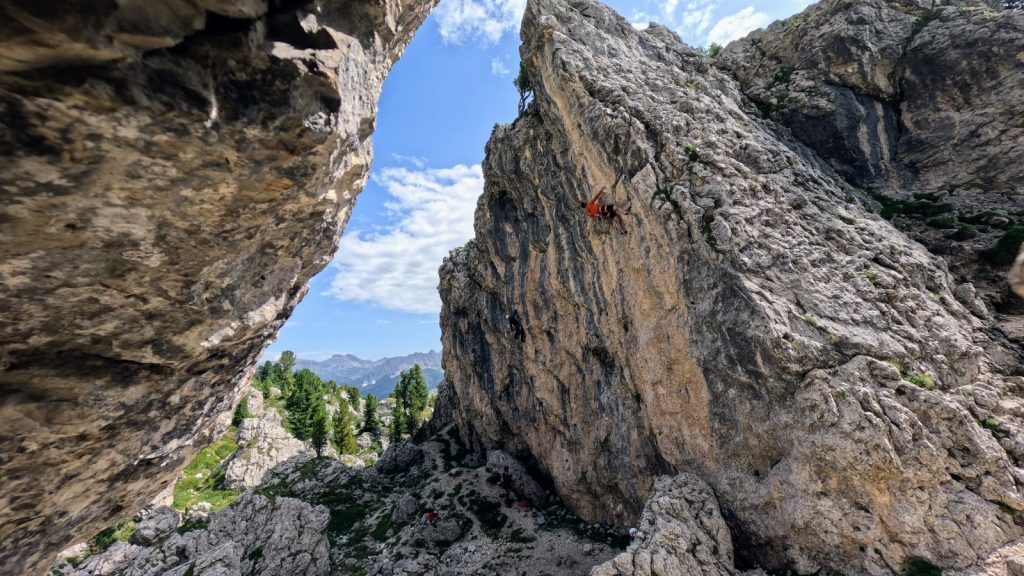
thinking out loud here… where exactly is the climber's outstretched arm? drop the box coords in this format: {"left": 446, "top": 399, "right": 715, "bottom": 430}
{"left": 589, "top": 187, "right": 605, "bottom": 205}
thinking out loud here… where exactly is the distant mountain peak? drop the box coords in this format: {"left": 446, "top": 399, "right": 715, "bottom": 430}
{"left": 295, "top": 351, "right": 443, "bottom": 397}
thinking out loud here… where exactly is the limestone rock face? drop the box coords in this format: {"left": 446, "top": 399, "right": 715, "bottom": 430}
{"left": 223, "top": 409, "right": 310, "bottom": 490}
{"left": 718, "top": 1, "right": 1024, "bottom": 322}
{"left": 0, "top": 0, "right": 434, "bottom": 573}
{"left": 439, "top": 0, "right": 1024, "bottom": 573}
{"left": 69, "top": 493, "right": 331, "bottom": 576}
{"left": 590, "top": 475, "right": 737, "bottom": 576}
{"left": 130, "top": 506, "right": 181, "bottom": 547}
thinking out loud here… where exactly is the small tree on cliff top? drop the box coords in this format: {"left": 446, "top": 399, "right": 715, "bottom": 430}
{"left": 514, "top": 62, "right": 534, "bottom": 115}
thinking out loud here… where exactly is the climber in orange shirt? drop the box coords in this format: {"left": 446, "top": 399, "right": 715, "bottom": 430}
{"left": 581, "top": 185, "right": 629, "bottom": 234}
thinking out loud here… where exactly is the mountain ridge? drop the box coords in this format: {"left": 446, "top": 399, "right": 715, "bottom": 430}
{"left": 295, "top": 350, "right": 444, "bottom": 397}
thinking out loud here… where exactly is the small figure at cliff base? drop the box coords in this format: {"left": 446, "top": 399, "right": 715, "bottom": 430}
{"left": 581, "top": 186, "right": 630, "bottom": 235}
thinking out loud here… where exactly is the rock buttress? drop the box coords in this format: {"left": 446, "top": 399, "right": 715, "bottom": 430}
{"left": 439, "top": 0, "right": 1024, "bottom": 573}
{"left": 719, "top": 0, "right": 1024, "bottom": 341}
{"left": 0, "top": 0, "right": 434, "bottom": 573}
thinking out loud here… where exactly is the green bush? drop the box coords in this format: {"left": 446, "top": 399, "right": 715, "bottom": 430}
{"left": 948, "top": 225, "right": 977, "bottom": 241}
{"left": 926, "top": 216, "right": 956, "bottom": 229}
{"left": 912, "top": 9, "right": 940, "bottom": 36}
{"left": 686, "top": 145, "right": 700, "bottom": 162}
{"left": 93, "top": 518, "right": 137, "bottom": 553}
{"left": 981, "top": 227, "right": 1024, "bottom": 265}
{"left": 904, "top": 556, "right": 942, "bottom": 576}
{"left": 231, "top": 396, "right": 250, "bottom": 427}
{"left": 704, "top": 43, "right": 722, "bottom": 58}
{"left": 905, "top": 372, "right": 936, "bottom": 391}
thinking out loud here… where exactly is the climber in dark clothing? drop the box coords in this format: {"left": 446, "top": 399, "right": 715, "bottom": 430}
{"left": 581, "top": 186, "right": 629, "bottom": 235}
{"left": 507, "top": 309, "right": 526, "bottom": 342}
{"left": 500, "top": 466, "right": 515, "bottom": 502}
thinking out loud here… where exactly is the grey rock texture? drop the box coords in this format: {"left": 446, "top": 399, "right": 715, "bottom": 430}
{"left": 244, "top": 387, "right": 265, "bottom": 417}
{"left": 439, "top": 0, "right": 1024, "bottom": 574}
{"left": 223, "top": 408, "right": 310, "bottom": 490}
{"left": 376, "top": 442, "right": 426, "bottom": 475}
{"left": 590, "top": 475, "right": 737, "bottom": 576}
{"left": 69, "top": 493, "right": 331, "bottom": 576}
{"left": 71, "top": 425, "right": 619, "bottom": 576}
{"left": 0, "top": 0, "right": 434, "bottom": 573}
{"left": 718, "top": 0, "right": 1024, "bottom": 332}
{"left": 131, "top": 507, "right": 181, "bottom": 546}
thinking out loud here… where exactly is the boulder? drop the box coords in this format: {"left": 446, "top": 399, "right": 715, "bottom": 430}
{"left": 591, "top": 475, "right": 735, "bottom": 576}
{"left": 376, "top": 443, "right": 425, "bottom": 475}
{"left": 223, "top": 409, "right": 309, "bottom": 490}
{"left": 393, "top": 495, "right": 421, "bottom": 525}
{"left": 130, "top": 507, "right": 180, "bottom": 546}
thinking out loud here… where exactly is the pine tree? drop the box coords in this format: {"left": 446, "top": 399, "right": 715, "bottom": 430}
{"left": 405, "top": 364, "right": 430, "bottom": 435}
{"left": 362, "top": 394, "right": 381, "bottom": 431}
{"left": 231, "top": 396, "right": 249, "bottom": 427}
{"left": 310, "top": 401, "right": 329, "bottom": 458}
{"left": 346, "top": 386, "right": 360, "bottom": 409}
{"left": 278, "top": 350, "right": 297, "bottom": 374}
{"left": 287, "top": 369, "right": 323, "bottom": 440}
{"left": 389, "top": 395, "right": 406, "bottom": 443}
{"left": 333, "top": 399, "right": 358, "bottom": 455}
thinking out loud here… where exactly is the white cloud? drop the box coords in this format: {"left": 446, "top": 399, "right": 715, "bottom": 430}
{"left": 630, "top": 9, "right": 655, "bottom": 29}
{"left": 706, "top": 6, "right": 769, "bottom": 46}
{"left": 325, "top": 164, "right": 484, "bottom": 314}
{"left": 491, "top": 57, "right": 511, "bottom": 76}
{"left": 662, "top": 0, "right": 680, "bottom": 18}
{"left": 681, "top": 4, "right": 715, "bottom": 36}
{"left": 391, "top": 153, "right": 427, "bottom": 168}
{"left": 434, "top": 0, "right": 528, "bottom": 45}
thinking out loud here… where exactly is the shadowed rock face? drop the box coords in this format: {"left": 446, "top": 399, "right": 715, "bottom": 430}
{"left": 439, "top": 0, "right": 1024, "bottom": 573}
{"left": 0, "top": 0, "right": 434, "bottom": 573}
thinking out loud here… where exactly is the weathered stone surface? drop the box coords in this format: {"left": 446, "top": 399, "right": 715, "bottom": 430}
{"left": 223, "top": 408, "right": 309, "bottom": 490}
{"left": 0, "top": 0, "right": 435, "bottom": 573}
{"left": 69, "top": 493, "right": 330, "bottom": 576}
{"left": 590, "top": 474, "right": 736, "bottom": 576}
{"left": 719, "top": 0, "right": 1024, "bottom": 324}
{"left": 439, "top": 0, "right": 1024, "bottom": 574}
{"left": 245, "top": 387, "right": 265, "bottom": 417}
{"left": 376, "top": 441, "right": 425, "bottom": 475}
{"left": 130, "top": 506, "right": 180, "bottom": 546}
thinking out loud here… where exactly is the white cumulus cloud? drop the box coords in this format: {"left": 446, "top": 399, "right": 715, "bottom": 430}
{"left": 662, "top": 0, "right": 680, "bottom": 18}
{"left": 681, "top": 3, "right": 715, "bottom": 36}
{"left": 325, "top": 165, "right": 484, "bottom": 314}
{"left": 434, "top": 0, "right": 528, "bottom": 45}
{"left": 706, "top": 6, "right": 769, "bottom": 46}
{"left": 491, "top": 57, "right": 511, "bottom": 76}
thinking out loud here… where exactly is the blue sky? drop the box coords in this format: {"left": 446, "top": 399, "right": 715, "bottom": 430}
{"left": 265, "top": 0, "right": 815, "bottom": 361}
